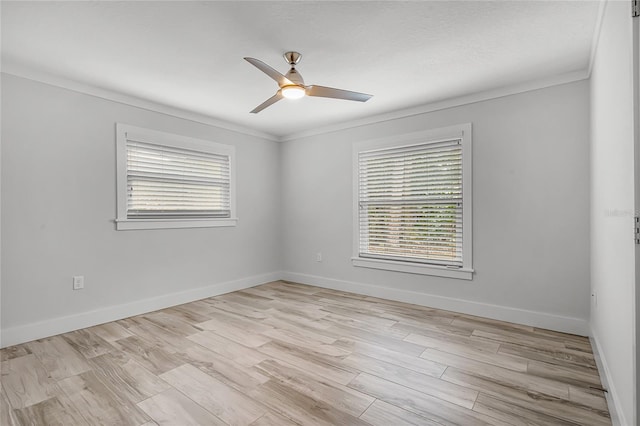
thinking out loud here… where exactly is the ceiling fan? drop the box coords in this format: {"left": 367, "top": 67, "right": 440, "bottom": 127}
{"left": 244, "top": 52, "right": 373, "bottom": 113}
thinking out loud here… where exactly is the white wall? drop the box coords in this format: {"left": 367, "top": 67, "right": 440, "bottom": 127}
{"left": 281, "top": 80, "right": 591, "bottom": 335}
{"left": 589, "top": 1, "right": 636, "bottom": 425}
{"left": 0, "top": 74, "right": 281, "bottom": 346}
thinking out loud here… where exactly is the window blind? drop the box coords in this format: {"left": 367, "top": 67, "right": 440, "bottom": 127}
{"left": 358, "top": 139, "right": 463, "bottom": 266}
{"left": 126, "top": 139, "right": 231, "bottom": 219}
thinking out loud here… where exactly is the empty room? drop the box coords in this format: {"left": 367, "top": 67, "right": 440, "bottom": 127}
{"left": 1, "top": 1, "right": 638, "bottom": 425}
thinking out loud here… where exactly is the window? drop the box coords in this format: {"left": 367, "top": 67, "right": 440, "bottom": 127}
{"left": 352, "top": 123, "right": 473, "bottom": 279}
{"left": 116, "top": 124, "right": 236, "bottom": 230}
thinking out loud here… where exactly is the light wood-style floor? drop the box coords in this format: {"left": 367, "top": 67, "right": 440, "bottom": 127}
{"left": 1, "top": 281, "right": 610, "bottom": 426}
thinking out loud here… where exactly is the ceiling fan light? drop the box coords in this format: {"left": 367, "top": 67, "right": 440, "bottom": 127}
{"left": 281, "top": 85, "right": 305, "bottom": 99}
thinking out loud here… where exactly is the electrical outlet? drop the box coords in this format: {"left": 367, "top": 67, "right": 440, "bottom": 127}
{"left": 316, "top": 252, "right": 322, "bottom": 262}
{"left": 73, "top": 276, "right": 84, "bottom": 290}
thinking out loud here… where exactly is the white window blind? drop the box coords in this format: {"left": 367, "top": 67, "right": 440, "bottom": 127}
{"left": 126, "top": 140, "right": 231, "bottom": 220}
{"left": 358, "top": 139, "right": 463, "bottom": 266}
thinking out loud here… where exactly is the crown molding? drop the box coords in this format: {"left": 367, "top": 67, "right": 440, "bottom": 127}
{"left": 279, "top": 69, "right": 589, "bottom": 141}
{"left": 587, "top": 0, "right": 608, "bottom": 78}
{"left": 1, "top": 63, "right": 279, "bottom": 142}
{"left": 3, "top": 62, "right": 589, "bottom": 144}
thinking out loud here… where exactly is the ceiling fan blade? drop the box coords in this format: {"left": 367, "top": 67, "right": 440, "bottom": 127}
{"left": 250, "top": 91, "right": 283, "bottom": 114}
{"left": 244, "top": 57, "right": 294, "bottom": 87}
{"left": 306, "top": 85, "right": 372, "bottom": 102}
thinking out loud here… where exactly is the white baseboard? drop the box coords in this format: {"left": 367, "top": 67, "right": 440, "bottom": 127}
{"left": 1, "top": 270, "right": 590, "bottom": 348}
{"left": 590, "top": 332, "right": 628, "bottom": 426}
{"left": 0, "top": 271, "right": 281, "bottom": 348}
{"left": 282, "top": 271, "right": 589, "bottom": 336}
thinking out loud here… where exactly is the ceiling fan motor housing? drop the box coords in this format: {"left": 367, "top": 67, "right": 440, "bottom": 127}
{"left": 284, "top": 68, "right": 304, "bottom": 86}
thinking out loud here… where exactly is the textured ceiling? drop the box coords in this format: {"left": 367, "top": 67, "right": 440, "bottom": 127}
{"left": 1, "top": 1, "right": 600, "bottom": 139}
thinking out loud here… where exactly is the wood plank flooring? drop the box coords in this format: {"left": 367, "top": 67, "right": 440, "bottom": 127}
{"left": 0, "top": 281, "right": 611, "bottom": 425}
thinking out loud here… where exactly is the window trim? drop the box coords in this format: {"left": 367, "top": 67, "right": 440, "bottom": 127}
{"left": 115, "top": 123, "right": 237, "bottom": 230}
{"left": 352, "top": 123, "right": 473, "bottom": 280}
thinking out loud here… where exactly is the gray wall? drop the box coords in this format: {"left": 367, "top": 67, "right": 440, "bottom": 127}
{"left": 589, "top": 1, "right": 636, "bottom": 424}
{"left": 281, "top": 80, "right": 591, "bottom": 333}
{"left": 1, "top": 74, "right": 281, "bottom": 341}
{"left": 1, "top": 74, "right": 593, "bottom": 345}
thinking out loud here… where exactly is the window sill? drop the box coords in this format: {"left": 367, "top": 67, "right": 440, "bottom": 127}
{"left": 115, "top": 218, "right": 238, "bottom": 230}
{"left": 351, "top": 257, "right": 473, "bottom": 280}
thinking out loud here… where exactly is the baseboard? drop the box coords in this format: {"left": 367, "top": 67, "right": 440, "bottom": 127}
{"left": 590, "top": 331, "right": 628, "bottom": 426}
{"left": 0, "top": 271, "right": 281, "bottom": 348}
{"left": 1, "top": 270, "right": 590, "bottom": 348}
{"left": 281, "top": 271, "right": 589, "bottom": 336}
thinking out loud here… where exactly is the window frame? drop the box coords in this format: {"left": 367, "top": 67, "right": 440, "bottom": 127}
{"left": 115, "top": 123, "right": 237, "bottom": 231}
{"left": 352, "top": 123, "right": 473, "bottom": 280}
